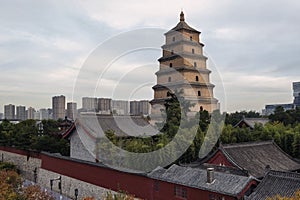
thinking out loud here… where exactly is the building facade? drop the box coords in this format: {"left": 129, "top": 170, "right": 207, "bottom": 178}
{"left": 67, "top": 102, "right": 77, "bottom": 120}
{"left": 139, "top": 100, "right": 150, "bottom": 115}
{"left": 52, "top": 95, "right": 66, "bottom": 120}
{"left": 4, "top": 104, "right": 15, "bottom": 120}
{"left": 98, "top": 98, "right": 112, "bottom": 113}
{"left": 27, "top": 107, "right": 35, "bottom": 120}
{"left": 39, "top": 109, "right": 50, "bottom": 120}
{"left": 130, "top": 100, "right": 150, "bottom": 116}
{"left": 112, "top": 100, "right": 129, "bottom": 115}
{"left": 263, "top": 103, "right": 295, "bottom": 115}
{"left": 82, "top": 97, "right": 98, "bottom": 112}
{"left": 293, "top": 81, "right": 300, "bottom": 107}
{"left": 150, "top": 12, "right": 218, "bottom": 115}
{"left": 16, "top": 106, "right": 26, "bottom": 121}
{"left": 130, "top": 101, "right": 140, "bottom": 115}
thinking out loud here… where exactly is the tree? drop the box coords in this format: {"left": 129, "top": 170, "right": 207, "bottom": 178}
{"left": 225, "top": 111, "right": 261, "bottom": 126}
{"left": 0, "top": 170, "right": 21, "bottom": 200}
{"left": 21, "top": 185, "right": 54, "bottom": 200}
{"left": 267, "top": 190, "right": 300, "bottom": 200}
{"left": 293, "top": 131, "right": 300, "bottom": 158}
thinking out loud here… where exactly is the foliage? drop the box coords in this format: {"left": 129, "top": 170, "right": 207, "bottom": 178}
{"left": 104, "top": 191, "right": 135, "bottom": 200}
{"left": 82, "top": 197, "right": 95, "bottom": 200}
{"left": 21, "top": 185, "right": 54, "bottom": 200}
{"left": 96, "top": 100, "right": 300, "bottom": 165}
{"left": 269, "top": 106, "right": 300, "bottom": 126}
{"left": 0, "top": 170, "right": 21, "bottom": 200}
{"left": 266, "top": 190, "right": 300, "bottom": 200}
{"left": 0, "top": 119, "right": 70, "bottom": 156}
{"left": 96, "top": 91, "right": 209, "bottom": 165}
{"left": 220, "top": 122, "right": 300, "bottom": 158}
{"left": 0, "top": 162, "right": 17, "bottom": 172}
{"left": 0, "top": 167, "right": 54, "bottom": 200}
{"left": 225, "top": 110, "right": 261, "bottom": 126}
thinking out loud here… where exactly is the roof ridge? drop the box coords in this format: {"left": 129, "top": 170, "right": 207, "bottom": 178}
{"left": 244, "top": 117, "right": 269, "bottom": 120}
{"left": 268, "top": 170, "right": 300, "bottom": 179}
{"left": 222, "top": 140, "right": 273, "bottom": 148}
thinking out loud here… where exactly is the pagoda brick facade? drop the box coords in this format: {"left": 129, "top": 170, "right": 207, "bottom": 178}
{"left": 150, "top": 12, "right": 218, "bottom": 114}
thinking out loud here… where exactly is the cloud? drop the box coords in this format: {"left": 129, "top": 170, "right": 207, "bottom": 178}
{"left": 0, "top": 0, "right": 300, "bottom": 112}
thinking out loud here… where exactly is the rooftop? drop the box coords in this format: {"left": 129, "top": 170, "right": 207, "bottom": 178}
{"left": 234, "top": 117, "right": 269, "bottom": 129}
{"left": 63, "top": 114, "right": 159, "bottom": 138}
{"left": 148, "top": 164, "right": 256, "bottom": 197}
{"left": 246, "top": 170, "right": 300, "bottom": 200}
{"left": 166, "top": 11, "right": 200, "bottom": 34}
{"left": 221, "top": 141, "right": 300, "bottom": 178}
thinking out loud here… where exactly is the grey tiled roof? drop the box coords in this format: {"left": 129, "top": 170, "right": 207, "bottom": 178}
{"left": 221, "top": 141, "right": 300, "bottom": 178}
{"left": 246, "top": 170, "right": 300, "bottom": 200}
{"left": 234, "top": 118, "right": 269, "bottom": 129}
{"left": 78, "top": 114, "right": 159, "bottom": 137}
{"left": 148, "top": 164, "right": 256, "bottom": 197}
{"left": 168, "top": 21, "right": 200, "bottom": 33}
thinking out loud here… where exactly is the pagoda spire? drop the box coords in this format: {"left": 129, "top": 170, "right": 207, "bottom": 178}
{"left": 180, "top": 11, "right": 185, "bottom": 22}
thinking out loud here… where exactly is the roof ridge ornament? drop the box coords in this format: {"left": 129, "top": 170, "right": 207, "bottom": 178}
{"left": 180, "top": 11, "right": 185, "bottom": 22}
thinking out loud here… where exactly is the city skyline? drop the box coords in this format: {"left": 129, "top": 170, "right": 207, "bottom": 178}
{"left": 1, "top": 1, "right": 300, "bottom": 113}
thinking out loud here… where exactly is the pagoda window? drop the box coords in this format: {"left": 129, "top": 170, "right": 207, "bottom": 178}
{"left": 190, "top": 36, "right": 193, "bottom": 41}
{"left": 169, "top": 63, "right": 173, "bottom": 68}
{"left": 192, "top": 49, "right": 195, "bottom": 54}
{"left": 198, "top": 91, "right": 201, "bottom": 96}
{"left": 172, "top": 36, "right": 175, "bottom": 42}
{"left": 171, "top": 50, "right": 174, "bottom": 55}
{"left": 168, "top": 77, "right": 171, "bottom": 82}
{"left": 194, "top": 62, "right": 197, "bottom": 67}
{"left": 196, "top": 76, "right": 199, "bottom": 82}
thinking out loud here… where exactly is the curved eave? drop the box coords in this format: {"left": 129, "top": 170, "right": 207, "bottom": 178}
{"left": 150, "top": 98, "right": 168, "bottom": 105}
{"left": 272, "top": 141, "right": 300, "bottom": 166}
{"left": 62, "top": 122, "right": 76, "bottom": 139}
{"left": 162, "top": 40, "right": 205, "bottom": 48}
{"left": 165, "top": 21, "right": 201, "bottom": 35}
{"left": 155, "top": 67, "right": 211, "bottom": 75}
{"left": 158, "top": 53, "right": 208, "bottom": 62}
{"left": 152, "top": 82, "right": 215, "bottom": 90}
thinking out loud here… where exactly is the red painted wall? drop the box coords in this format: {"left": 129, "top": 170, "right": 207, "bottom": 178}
{"left": 207, "top": 150, "right": 235, "bottom": 167}
{"left": 40, "top": 153, "right": 153, "bottom": 199}
{"left": 0, "top": 146, "right": 40, "bottom": 158}
{"left": 1, "top": 147, "right": 255, "bottom": 200}
{"left": 153, "top": 180, "right": 236, "bottom": 200}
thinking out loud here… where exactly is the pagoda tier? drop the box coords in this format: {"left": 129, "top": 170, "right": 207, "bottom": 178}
{"left": 150, "top": 11, "right": 219, "bottom": 114}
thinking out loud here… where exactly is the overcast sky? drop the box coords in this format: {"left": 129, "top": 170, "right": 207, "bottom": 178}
{"left": 0, "top": 0, "right": 299, "bottom": 113}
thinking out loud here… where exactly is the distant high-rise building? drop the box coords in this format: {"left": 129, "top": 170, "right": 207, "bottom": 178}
{"left": 130, "top": 100, "right": 150, "bottom": 116}
{"left": 98, "top": 98, "right": 112, "bottom": 113}
{"left": 4, "top": 104, "right": 15, "bottom": 120}
{"left": 112, "top": 100, "right": 129, "bottom": 115}
{"left": 293, "top": 82, "right": 300, "bottom": 107}
{"left": 27, "top": 107, "right": 35, "bottom": 119}
{"left": 264, "top": 104, "right": 295, "bottom": 115}
{"left": 47, "top": 108, "right": 53, "bottom": 119}
{"left": 82, "top": 97, "right": 98, "bottom": 112}
{"left": 130, "top": 101, "right": 140, "bottom": 116}
{"left": 52, "top": 95, "right": 66, "bottom": 120}
{"left": 16, "top": 106, "right": 26, "bottom": 121}
{"left": 67, "top": 102, "right": 77, "bottom": 120}
{"left": 39, "top": 108, "right": 50, "bottom": 120}
{"left": 0, "top": 113, "right": 3, "bottom": 120}
{"left": 34, "top": 111, "right": 40, "bottom": 120}
{"left": 139, "top": 100, "right": 150, "bottom": 115}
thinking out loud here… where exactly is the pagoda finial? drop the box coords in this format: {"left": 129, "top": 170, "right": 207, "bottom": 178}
{"left": 180, "top": 11, "right": 185, "bottom": 22}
